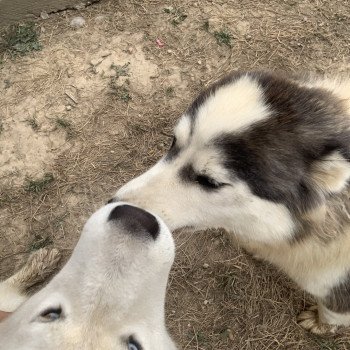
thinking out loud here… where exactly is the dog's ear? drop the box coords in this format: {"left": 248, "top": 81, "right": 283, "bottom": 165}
{"left": 311, "top": 151, "right": 350, "bottom": 194}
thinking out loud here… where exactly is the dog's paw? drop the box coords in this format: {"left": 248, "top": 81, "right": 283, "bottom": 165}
{"left": 297, "top": 305, "right": 337, "bottom": 335}
{"left": 14, "top": 248, "right": 61, "bottom": 290}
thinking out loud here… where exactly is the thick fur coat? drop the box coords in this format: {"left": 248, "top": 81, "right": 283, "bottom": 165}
{"left": 115, "top": 71, "right": 350, "bottom": 334}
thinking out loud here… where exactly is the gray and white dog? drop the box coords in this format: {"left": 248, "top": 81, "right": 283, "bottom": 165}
{"left": 114, "top": 71, "right": 350, "bottom": 334}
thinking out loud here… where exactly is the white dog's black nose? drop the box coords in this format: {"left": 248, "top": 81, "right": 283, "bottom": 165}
{"left": 108, "top": 204, "right": 159, "bottom": 240}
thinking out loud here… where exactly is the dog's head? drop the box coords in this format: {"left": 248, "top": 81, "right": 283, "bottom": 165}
{"left": 0, "top": 203, "right": 176, "bottom": 350}
{"left": 115, "top": 71, "right": 350, "bottom": 243}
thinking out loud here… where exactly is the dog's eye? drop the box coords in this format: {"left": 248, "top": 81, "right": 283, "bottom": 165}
{"left": 38, "top": 306, "right": 62, "bottom": 323}
{"left": 195, "top": 175, "right": 223, "bottom": 189}
{"left": 170, "top": 136, "right": 177, "bottom": 149}
{"left": 127, "top": 336, "right": 142, "bottom": 350}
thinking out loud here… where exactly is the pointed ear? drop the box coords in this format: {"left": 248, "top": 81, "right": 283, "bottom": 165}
{"left": 311, "top": 151, "right": 350, "bottom": 194}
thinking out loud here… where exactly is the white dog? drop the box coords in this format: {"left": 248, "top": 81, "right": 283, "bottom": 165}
{"left": 0, "top": 203, "right": 176, "bottom": 350}
{"left": 114, "top": 70, "right": 350, "bottom": 334}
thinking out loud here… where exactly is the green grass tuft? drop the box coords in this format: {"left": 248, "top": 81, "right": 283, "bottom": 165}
{"left": 109, "top": 77, "right": 132, "bottom": 103}
{"left": 214, "top": 29, "right": 232, "bottom": 47}
{"left": 56, "top": 118, "right": 71, "bottom": 129}
{"left": 164, "top": 7, "right": 187, "bottom": 26}
{"left": 202, "top": 20, "right": 210, "bottom": 32}
{"left": 26, "top": 117, "right": 39, "bottom": 131}
{"left": 165, "top": 86, "right": 175, "bottom": 97}
{"left": 171, "top": 12, "right": 187, "bottom": 26}
{"left": 30, "top": 234, "right": 53, "bottom": 251}
{"left": 4, "top": 79, "right": 11, "bottom": 89}
{"left": 56, "top": 118, "right": 75, "bottom": 139}
{"left": 115, "top": 85, "right": 131, "bottom": 102}
{"left": 109, "top": 64, "right": 132, "bottom": 102}
{"left": 1, "top": 22, "right": 42, "bottom": 56}
{"left": 110, "top": 62, "right": 130, "bottom": 78}
{"left": 52, "top": 213, "right": 68, "bottom": 229}
{"left": 25, "top": 173, "right": 54, "bottom": 193}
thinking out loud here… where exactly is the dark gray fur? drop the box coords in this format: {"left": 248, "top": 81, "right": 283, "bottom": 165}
{"left": 324, "top": 273, "right": 350, "bottom": 313}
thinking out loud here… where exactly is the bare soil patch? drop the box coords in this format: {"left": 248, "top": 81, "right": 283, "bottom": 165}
{"left": 1, "top": 0, "right": 350, "bottom": 349}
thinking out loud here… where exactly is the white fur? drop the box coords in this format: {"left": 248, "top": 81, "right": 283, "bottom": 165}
{"left": 0, "top": 284, "right": 26, "bottom": 312}
{"left": 0, "top": 203, "right": 176, "bottom": 350}
{"left": 311, "top": 151, "right": 350, "bottom": 194}
{"left": 173, "top": 116, "right": 191, "bottom": 147}
{"left": 196, "top": 74, "right": 270, "bottom": 139}
{"left": 319, "top": 303, "right": 350, "bottom": 327}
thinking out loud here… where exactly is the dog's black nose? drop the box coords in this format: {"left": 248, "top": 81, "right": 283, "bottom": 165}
{"left": 108, "top": 204, "right": 159, "bottom": 240}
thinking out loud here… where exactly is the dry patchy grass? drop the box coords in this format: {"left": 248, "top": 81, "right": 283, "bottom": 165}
{"left": 0, "top": 0, "right": 350, "bottom": 349}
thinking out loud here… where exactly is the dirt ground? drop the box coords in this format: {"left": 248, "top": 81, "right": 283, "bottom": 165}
{"left": 1, "top": 0, "right": 350, "bottom": 349}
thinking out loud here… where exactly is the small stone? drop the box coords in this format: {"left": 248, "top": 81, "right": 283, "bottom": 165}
{"left": 236, "top": 20, "right": 250, "bottom": 36}
{"left": 74, "top": 2, "right": 86, "bottom": 10}
{"left": 164, "top": 6, "right": 174, "bottom": 12}
{"left": 167, "top": 49, "right": 172, "bottom": 54}
{"left": 197, "top": 60, "right": 202, "bottom": 65}
{"left": 227, "top": 328, "right": 234, "bottom": 341}
{"left": 171, "top": 310, "right": 175, "bottom": 314}
{"left": 40, "top": 11, "right": 49, "bottom": 20}
{"left": 127, "top": 47, "right": 133, "bottom": 54}
{"left": 90, "top": 58, "right": 103, "bottom": 66}
{"left": 214, "top": 239, "right": 221, "bottom": 246}
{"left": 100, "top": 50, "right": 111, "bottom": 58}
{"left": 66, "top": 105, "right": 72, "bottom": 111}
{"left": 70, "top": 16, "right": 86, "bottom": 28}
{"left": 95, "top": 15, "right": 106, "bottom": 23}
{"left": 203, "top": 263, "right": 209, "bottom": 269}
{"left": 204, "top": 300, "right": 209, "bottom": 305}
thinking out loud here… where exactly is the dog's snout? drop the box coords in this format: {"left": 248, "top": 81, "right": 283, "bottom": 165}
{"left": 108, "top": 204, "right": 159, "bottom": 240}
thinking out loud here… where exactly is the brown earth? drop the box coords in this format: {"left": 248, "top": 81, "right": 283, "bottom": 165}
{"left": 0, "top": 0, "right": 350, "bottom": 349}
